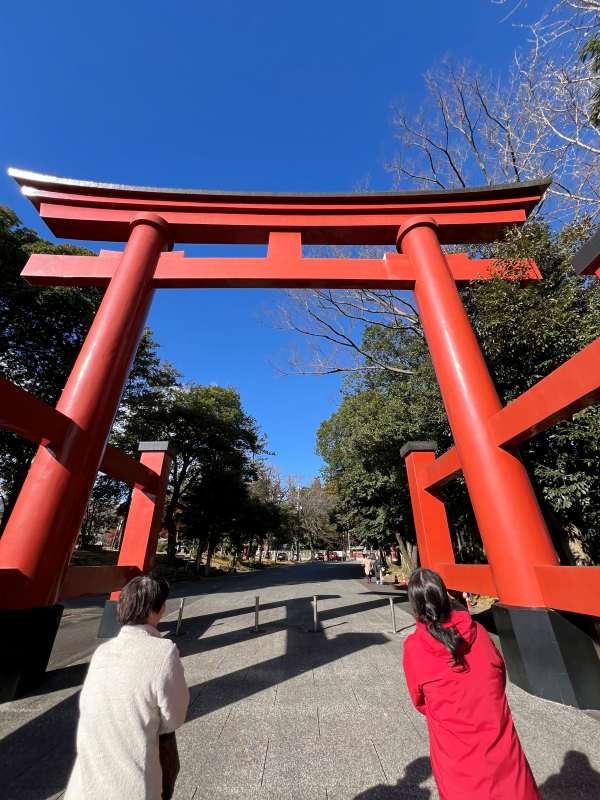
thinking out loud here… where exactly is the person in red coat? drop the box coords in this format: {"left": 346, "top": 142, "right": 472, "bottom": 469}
{"left": 403, "top": 568, "right": 540, "bottom": 800}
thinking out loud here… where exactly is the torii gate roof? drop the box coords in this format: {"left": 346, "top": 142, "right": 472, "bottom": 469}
{"left": 9, "top": 168, "right": 549, "bottom": 246}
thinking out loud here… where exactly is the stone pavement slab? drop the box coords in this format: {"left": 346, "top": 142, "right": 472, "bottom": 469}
{"left": 1, "top": 562, "right": 600, "bottom": 799}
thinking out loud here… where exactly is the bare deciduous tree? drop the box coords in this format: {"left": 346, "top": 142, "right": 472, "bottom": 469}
{"left": 391, "top": 2, "right": 600, "bottom": 220}
{"left": 277, "top": 0, "right": 600, "bottom": 376}
{"left": 276, "top": 274, "right": 420, "bottom": 377}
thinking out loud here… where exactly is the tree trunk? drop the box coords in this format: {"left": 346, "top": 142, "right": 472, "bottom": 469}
{"left": 164, "top": 478, "right": 180, "bottom": 566}
{"left": 164, "top": 509, "right": 178, "bottom": 565}
{"left": 544, "top": 506, "right": 577, "bottom": 566}
{"left": 194, "top": 540, "right": 207, "bottom": 573}
{"left": 395, "top": 533, "right": 419, "bottom": 576}
{"left": 205, "top": 540, "right": 215, "bottom": 572}
{"left": 165, "top": 458, "right": 188, "bottom": 566}
{"left": 80, "top": 506, "right": 95, "bottom": 549}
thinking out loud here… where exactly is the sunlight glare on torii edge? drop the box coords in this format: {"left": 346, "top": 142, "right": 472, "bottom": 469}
{"left": 8, "top": 167, "right": 549, "bottom": 245}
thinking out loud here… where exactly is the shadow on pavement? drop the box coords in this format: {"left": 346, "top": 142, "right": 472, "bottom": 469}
{"left": 0, "top": 591, "right": 390, "bottom": 795}
{"left": 539, "top": 751, "right": 600, "bottom": 799}
{"left": 352, "top": 756, "right": 432, "bottom": 799}
{"left": 161, "top": 594, "right": 402, "bottom": 659}
{"left": 352, "top": 750, "right": 600, "bottom": 800}
{"left": 359, "top": 589, "right": 409, "bottom": 598}
{"left": 0, "top": 691, "right": 79, "bottom": 795}
{"left": 190, "top": 561, "right": 365, "bottom": 594}
{"left": 186, "top": 626, "right": 389, "bottom": 721}
{"left": 21, "top": 661, "right": 89, "bottom": 698}
{"left": 0, "top": 589, "right": 397, "bottom": 786}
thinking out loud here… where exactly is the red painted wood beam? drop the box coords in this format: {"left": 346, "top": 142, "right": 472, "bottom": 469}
{"left": 0, "top": 377, "right": 71, "bottom": 447}
{"left": 401, "top": 217, "right": 558, "bottom": 608}
{"left": 36, "top": 203, "right": 530, "bottom": 246}
{"left": 490, "top": 337, "right": 600, "bottom": 448}
{"left": 534, "top": 565, "right": 600, "bottom": 617}
{"left": 17, "top": 185, "right": 546, "bottom": 214}
{"left": 9, "top": 169, "right": 549, "bottom": 246}
{"left": 402, "top": 448, "right": 456, "bottom": 570}
{"left": 421, "top": 446, "right": 461, "bottom": 491}
{"left": 59, "top": 564, "right": 142, "bottom": 599}
{"left": 437, "top": 563, "right": 498, "bottom": 597}
{"left": 100, "top": 445, "right": 160, "bottom": 491}
{"left": 110, "top": 445, "right": 173, "bottom": 601}
{"left": 0, "top": 378, "right": 159, "bottom": 490}
{"left": 21, "top": 249, "right": 541, "bottom": 290}
{"left": 415, "top": 335, "right": 600, "bottom": 490}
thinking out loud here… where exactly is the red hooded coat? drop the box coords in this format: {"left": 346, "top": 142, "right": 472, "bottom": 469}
{"left": 403, "top": 609, "right": 539, "bottom": 800}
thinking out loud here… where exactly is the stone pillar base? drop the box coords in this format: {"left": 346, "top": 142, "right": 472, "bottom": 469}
{"left": 0, "top": 604, "right": 63, "bottom": 703}
{"left": 493, "top": 604, "right": 600, "bottom": 709}
{"left": 98, "top": 599, "right": 121, "bottom": 639}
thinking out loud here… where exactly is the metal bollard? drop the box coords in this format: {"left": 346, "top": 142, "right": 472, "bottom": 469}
{"left": 389, "top": 597, "right": 397, "bottom": 634}
{"left": 175, "top": 598, "right": 185, "bottom": 637}
{"left": 254, "top": 595, "right": 260, "bottom": 632}
{"left": 313, "top": 595, "right": 319, "bottom": 633}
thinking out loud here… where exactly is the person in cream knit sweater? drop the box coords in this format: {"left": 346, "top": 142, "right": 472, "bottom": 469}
{"left": 65, "top": 575, "right": 189, "bottom": 800}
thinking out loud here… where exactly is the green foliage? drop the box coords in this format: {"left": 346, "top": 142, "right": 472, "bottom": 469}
{"left": 0, "top": 205, "right": 181, "bottom": 539}
{"left": 113, "top": 382, "right": 266, "bottom": 565}
{"left": 317, "top": 338, "right": 446, "bottom": 551}
{"left": 296, "top": 478, "right": 339, "bottom": 551}
{"left": 581, "top": 35, "right": 600, "bottom": 127}
{"left": 0, "top": 206, "right": 99, "bottom": 526}
{"left": 318, "top": 220, "right": 600, "bottom": 564}
{"left": 467, "top": 221, "right": 600, "bottom": 562}
{"left": 0, "top": 206, "right": 99, "bottom": 399}
{"left": 467, "top": 220, "right": 598, "bottom": 399}
{"left": 0, "top": 206, "right": 276, "bottom": 565}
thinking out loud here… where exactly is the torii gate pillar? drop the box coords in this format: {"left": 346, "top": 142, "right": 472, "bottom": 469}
{"left": 398, "top": 216, "right": 600, "bottom": 708}
{"left": 397, "top": 216, "right": 559, "bottom": 605}
{"left": 0, "top": 214, "right": 170, "bottom": 610}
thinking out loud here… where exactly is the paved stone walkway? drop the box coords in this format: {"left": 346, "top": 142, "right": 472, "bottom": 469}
{"left": 1, "top": 562, "right": 600, "bottom": 799}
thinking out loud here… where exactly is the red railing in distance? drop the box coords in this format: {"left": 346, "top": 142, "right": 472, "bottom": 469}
{"left": 0, "top": 377, "right": 163, "bottom": 599}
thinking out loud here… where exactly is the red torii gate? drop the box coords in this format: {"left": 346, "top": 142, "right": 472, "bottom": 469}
{"left": 0, "top": 168, "right": 598, "bottom": 707}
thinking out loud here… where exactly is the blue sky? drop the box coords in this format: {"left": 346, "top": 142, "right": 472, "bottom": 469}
{"left": 0, "top": 0, "right": 543, "bottom": 482}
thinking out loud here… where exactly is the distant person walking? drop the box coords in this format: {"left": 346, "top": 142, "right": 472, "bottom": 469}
{"left": 373, "top": 554, "right": 384, "bottom": 584}
{"left": 363, "top": 554, "right": 373, "bottom": 583}
{"left": 403, "top": 569, "right": 539, "bottom": 800}
{"left": 65, "top": 576, "right": 189, "bottom": 800}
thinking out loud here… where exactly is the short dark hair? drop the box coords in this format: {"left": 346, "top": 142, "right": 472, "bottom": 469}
{"left": 117, "top": 575, "right": 170, "bottom": 626}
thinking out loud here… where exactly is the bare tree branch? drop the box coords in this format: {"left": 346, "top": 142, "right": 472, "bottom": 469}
{"left": 274, "top": 1, "right": 600, "bottom": 379}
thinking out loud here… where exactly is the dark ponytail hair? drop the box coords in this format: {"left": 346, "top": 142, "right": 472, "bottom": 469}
{"left": 408, "top": 568, "right": 465, "bottom": 664}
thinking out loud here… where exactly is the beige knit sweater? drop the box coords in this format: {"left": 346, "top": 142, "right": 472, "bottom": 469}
{"left": 65, "top": 624, "right": 189, "bottom": 800}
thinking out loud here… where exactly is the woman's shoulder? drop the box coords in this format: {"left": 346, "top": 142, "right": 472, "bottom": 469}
{"left": 116, "top": 625, "right": 178, "bottom": 660}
